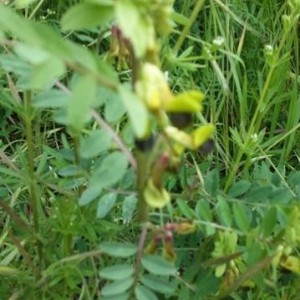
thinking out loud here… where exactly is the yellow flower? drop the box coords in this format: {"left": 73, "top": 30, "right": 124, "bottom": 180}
{"left": 136, "top": 63, "right": 205, "bottom": 115}
{"left": 191, "top": 124, "right": 215, "bottom": 149}
{"left": 164, "top": 90, "right": 204, "bottom": 113}
{"left": 164, "top": 126, "right": 194, "bottom": 148}
{"left": 135, "top": 63, "right": 173, "bottom": 111}
{"left": 280, "top": 255, "right": 300, "bottom": 274}
{"left": 165, "top": 124, "right": 215, "bottom": 150}
{"left": 144, "top": 178, "right": 170, "bottom": 208}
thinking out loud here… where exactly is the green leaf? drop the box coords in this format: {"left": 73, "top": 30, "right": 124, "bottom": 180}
{"left": 232, "top": 202, "right": 250, "bottom": 232}
{"left": 122, "top": 195, "right": 138, "bottom": 221}
{"left": 67, "top": 75, "right": 97, "bottom": 131}
{"left": 99, "top": 264, "right": 134, "bottom": 280}
{"left": 228, "top": 180, "right": 251, "bottom": 198}
{"left": 0, "top": 54, "right": 31, "bottom": 75}
{"left": 87, "top": 0, "right": 114, "bottom": 4}
{"left": 141, "top": 255, "right": 176, "bottom": 276}
{"left": 30, "top": 57, "right": 65, "bottom": 89}
{"left": 101, "top": 277, "right": 133, "bottom": 297}
{"left": 0, "top": 6, "right": 37, "bottom": 42}
{"left": 140, "top": 274, "right": 175, "bottom": 294}
{"left": 101, "top": 293, "right": 130, "bottom": 300}
{"left": 100, "top": 243, "right": 137, "bottom": 257}
{"left": 14, "top": 43, "right": 50, "bottom": 64}
{"left": 260, "top": 206, "right": 277, "bottom": 236}
{"left": 90, "top": 152, "right": 128, "bottom": 188}
{"left": 0, "top": 7, "right": 72, "bottom": 60}
{"left": 204, "top": 169, "right": 219, "bottom": 196}
{"left": 61, "top": 3, "right": 114, "bottom": 31}
{"left": 104, "top": 91, "right": 126, "bottom": 124}
{"left": 287, "top": 171, "right": 300, "bottom": 187}
{"left": 195, "top": 200, "right": 212, "bottom": 221}
{"left": 33, "top": 90, "right": 68, "bottom": 108}
{"left": 245, "top": 185, "right": 274, "bottom": 202}
{"left": 171, "top": 12, "right": 189, "bottom": 26}
{"left": 15, "top": 0, "right": 37, "bottom": 9}
{"left": 116, "top": 0, "right": 151, "bottom": 58}
{"left": 268, "top": 187, "right": 294, "bottom": 203}
{"left": 119, "top": 86, "right": 148, "bottom": 138}
{"left": 135, "top": 285, "right": 158, "bottom": 300}
{"left": 195, "top": 200, "right": 215, "bottom": 235}
{"left": 79, "top": 184, "right": 102, "bottom": 206}
{"left": 58, "top": 165, "right": 81, "bottom": 177}
{"left": 176, "top": 198, "right": 194, "bottom": 218}
{"left": 194, "top": 271, "right": 220, "bottom": 298}
{"left": 79, "top": 129, "right": 112, "bottom": 159}
{"left": 216, "top": 196, "right": 232, "bottom": 227}
{"left": 97, "top": 193, "right": 117, "bottom": 218}
{"left": 244, "top": 242, "right": 264, "bottom": 266}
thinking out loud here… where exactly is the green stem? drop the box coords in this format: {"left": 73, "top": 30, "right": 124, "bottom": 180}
{"left": 133, "top": 224, "right": 148, "bottom": 289}
{"left": 173, "top": 0, "right": 206, "bottom": 55}
{"left": 63, "top": 234, "right": 72, "bottom": 257}
{"left": 136, "top": 151, "right": 149, "bottom": 223}
{"left": 29, "top": 0, "right": 46, "bottom": 20}
{"left": 24, "top": 90, "right": 43, "bottom": 274}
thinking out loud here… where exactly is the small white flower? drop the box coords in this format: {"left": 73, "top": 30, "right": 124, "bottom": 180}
{"left": 251, "top": 133, "right": 258, "bottom": 142}
{"left": 264, "top": 44, "right": 274, "bottom": 55}
{"left": 213, "top": 36, "right": 225, "bottom": 47}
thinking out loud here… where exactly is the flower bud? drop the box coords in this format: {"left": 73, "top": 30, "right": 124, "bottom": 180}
{"left": 175, "top": 222, "right": 196, "bottom": 234}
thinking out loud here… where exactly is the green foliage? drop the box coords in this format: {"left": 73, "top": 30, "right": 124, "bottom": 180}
{"left": 1, "top": 0, "right": 300, "bottom": 299}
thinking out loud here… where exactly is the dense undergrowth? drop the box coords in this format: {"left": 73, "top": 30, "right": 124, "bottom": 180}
{"left": 0, "top": 0, "right": 300, "bottom": 299}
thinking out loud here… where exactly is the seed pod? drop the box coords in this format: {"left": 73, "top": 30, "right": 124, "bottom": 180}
{"left": 144, "top": 239, "right": 158, "bottom": 254}
{"left": 199, "top": 139, "right": 215, "bottom": 155}
{"left": 163, "top": 231, "right": 176, "bottom": 262}
{"left": 135, "top": 134, "right": 155, "bottom": 151}
{"left": 169, "top": 112, "right": 192, "bottom": 129}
